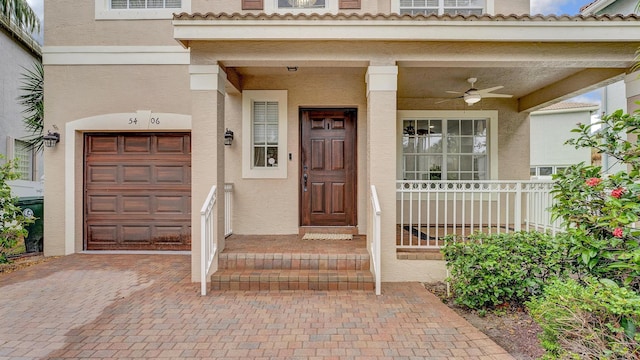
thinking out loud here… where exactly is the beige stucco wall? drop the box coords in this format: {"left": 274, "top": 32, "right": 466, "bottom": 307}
{"left": 224, "top": 69, "right": 369, "bottom": 235}
{"left": 44, "top": 0, "right": 176, "bottom": 46}
{"left": 494, "top": 0, "right": 530, "bottom": 15}
{"left": 43, "top": 65, "right": 191, "bottom": 256}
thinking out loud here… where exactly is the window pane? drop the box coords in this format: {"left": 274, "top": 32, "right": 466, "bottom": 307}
{"left": 279, "top": 0, "right": 326, "bottom": 8}
{"left": 254, "top": 147, "right": 265, "bottom": 167}
{"left": 129, "top": 0, "right": 145, "bottom": 8}
{"left": 14, "top": 140, "right": 32, "bottom": 181}
{"left": 266, "top": 124, "right": 279, "bottom": 144}
{"left": 530, "top": 167, "right": 536, "bottom": 176}
{"left": 253, "top": 124, "right": 266, "bottom": 145}
{"left": 266, "top": 147, "right": 278, "bottom": 167}
{"left": 111, "top": 0, "right": 127, "bottom": 8}
{"left": 148, "top": 0, "right": 163, "bottom": 8}
{"left": 460, "top": 119, "right": 474, "bottom": 135}
{"left": 539, "top": 167, "right": 552, "bottom": 176}
{"left": 165, "top": 0, "right": 181, "bottom": 7}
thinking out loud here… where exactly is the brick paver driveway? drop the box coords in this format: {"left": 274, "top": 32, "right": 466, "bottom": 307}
{"left": 0, "top": 254, "right": 513, "bottom": 359}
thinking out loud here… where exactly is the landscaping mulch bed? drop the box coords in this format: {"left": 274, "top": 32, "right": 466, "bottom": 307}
{"left": 424, "top": 282, "right": 545, "bottom": 360}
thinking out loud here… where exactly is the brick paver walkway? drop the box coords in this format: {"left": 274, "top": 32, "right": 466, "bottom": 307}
{"left": 0, "top": 254, "right": 513, "bottom": 359}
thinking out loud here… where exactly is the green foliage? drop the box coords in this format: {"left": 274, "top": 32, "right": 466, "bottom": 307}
{"left": 528, "top": 278, "right": 640, "bottom": 359}
{"left": 551, "top": 110, "right": 640, "bottom": 291}
{"left": 0, "top": 0, "right": 40, "bottom": 33}
{"left": 442, "top": 231, "right": 570, "bottom": 309}
{"left": 0, "top": 156, "right": 33, "bottom": 263}
{"left": 18, "top": 62, "right": 44, "bottom": 152}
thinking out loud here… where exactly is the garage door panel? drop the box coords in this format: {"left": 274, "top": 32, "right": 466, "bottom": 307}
{"left": 124, "top": 136, "right": 152, "bottom": 153}
{"left": 87, "top": 165, "right": 118, "bottom": 184}
{"left": 87, "top": 195, "right": 118, "bottom": 214}
{"left": 155, "top": 165, "right": 188, "bottom": 183}
{"left": 157, "top": 136, "right": 187, "bottom": 153}
{"left": 85, "top": 133, "right": 191, "bottom": 251}
{"left": 88, "top": 136, "right": 118, "bottom": 154}
{"left": 87, "top": 225, "right": 118, "bottom": 244}
{"left": 122, "top": 165, "right": 152, "bottom": 183}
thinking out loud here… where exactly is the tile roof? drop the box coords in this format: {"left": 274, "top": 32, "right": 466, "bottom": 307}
{"left": 173, "top": 12, "right": 640, "bottom": 21}
{"left": 539, "top": 102, "right": 600, "bottom": 111}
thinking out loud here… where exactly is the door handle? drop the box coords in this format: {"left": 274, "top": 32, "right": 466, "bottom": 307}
{"left": 303, "top": 173, "right": 308, "bottom": 192}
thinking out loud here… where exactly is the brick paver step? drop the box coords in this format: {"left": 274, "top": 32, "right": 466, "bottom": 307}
{"left": 219, "top": 252, "right": 370, "bottom": 271}
{"left": 210, "top": 269, "right": 374, "bottom": 291}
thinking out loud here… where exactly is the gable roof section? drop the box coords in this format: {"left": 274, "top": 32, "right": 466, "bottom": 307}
{"left": 580, "top": 0, "right": 618, "bottom": 14}
{"left": 533, "top": 102, "right": 600, "bottom": 115}
{"left": 173, "top": 12, "right": 640, "bottom": 45}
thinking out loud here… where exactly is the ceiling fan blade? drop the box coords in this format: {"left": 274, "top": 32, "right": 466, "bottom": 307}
{"left": 477, "top": 85, "right": 504, "bottom": 94}
{"left": 435, "top": 98, "right": 453, "bottom": 104}
{"left": 482, "top": 93, "right": 513, "bottom": 98}
{"left": 445, "top": 90, "right": 464, "bottom": 94}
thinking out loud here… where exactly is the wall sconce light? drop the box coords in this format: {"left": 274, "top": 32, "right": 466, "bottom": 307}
{"left": 43, "top": 131, "right": 60, "bottom": 148}
{"left": 224, "top": 129, "right": 234, "bottom": 146}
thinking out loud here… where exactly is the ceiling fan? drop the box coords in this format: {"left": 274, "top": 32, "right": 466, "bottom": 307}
{"left": 439, "top": 77, "right": 513, "bottom": 105}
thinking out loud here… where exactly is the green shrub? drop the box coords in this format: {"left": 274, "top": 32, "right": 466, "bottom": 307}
{"left": 0, "top": 156, "right": 33, "bottom": 263}
{"left": 442, "top": 231, "right": 570, "bottom": 309}
{"left": 551, "top": 110, "right": 640, "bottom": 291}
{"left": 528, "top": 277, "right": 640, "bottom": 359}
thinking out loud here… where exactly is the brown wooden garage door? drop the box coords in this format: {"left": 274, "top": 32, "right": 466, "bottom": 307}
{"left": 84, "top": 133, "right": 191, "bottom": 251}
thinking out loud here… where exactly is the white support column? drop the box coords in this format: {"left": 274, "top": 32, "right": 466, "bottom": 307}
{"left": 190, "top": 64, "right": 226, "bottom": 282}
{"left": 366, "top": 65, "right": 398, "bottom": 282}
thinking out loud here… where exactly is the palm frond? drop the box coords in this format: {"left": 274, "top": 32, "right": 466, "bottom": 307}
{"left": 18, "top": 62, "right": 44, "bottom": 153}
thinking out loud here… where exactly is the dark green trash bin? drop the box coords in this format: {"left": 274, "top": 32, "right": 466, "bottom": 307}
{"left": 17, "top": 196, "right": 44, "bottom": 253}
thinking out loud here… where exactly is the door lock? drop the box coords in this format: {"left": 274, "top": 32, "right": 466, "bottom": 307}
{"left": 303, "top": 173, "right": 308, "bottom": 192}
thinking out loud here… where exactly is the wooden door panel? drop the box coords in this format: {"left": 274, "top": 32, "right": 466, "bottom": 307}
{"left": 85, "top": 133, "right": 191, "bottom": 250}
{"left": 300, "top": 109, "right": 356, "bottom": 226}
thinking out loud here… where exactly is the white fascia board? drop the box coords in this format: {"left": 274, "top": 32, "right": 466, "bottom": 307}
{"left": 531, "top": 105, "right": 600, "bottom": 116}
{"left": 173, "top": 19, "right": 640, "bottom": 43}
{"left": 43, "top": 46, "right": 190, "bottom": 65}
{"left": 580, "top": 0, "right": 617, "bottom": 15}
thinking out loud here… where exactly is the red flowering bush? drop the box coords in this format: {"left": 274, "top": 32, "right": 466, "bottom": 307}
{"left": 551, "top": 110, "right": 640, "bottom": 291}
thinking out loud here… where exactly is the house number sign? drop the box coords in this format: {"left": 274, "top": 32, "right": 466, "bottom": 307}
{"left": 123, "top": 110, "right": 163, "bottom": 129}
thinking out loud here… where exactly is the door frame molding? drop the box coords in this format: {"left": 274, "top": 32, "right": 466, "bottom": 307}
{"left": 298, "top": 107, "right": 358, "bottom": 227}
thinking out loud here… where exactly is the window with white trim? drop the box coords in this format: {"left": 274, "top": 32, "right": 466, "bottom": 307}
{"left": 398, "top": 0, "right": 485, "bottom": 15}
{"left": 14, "top": 140, "right": 33, "bottom": 181}
{"left": 95, "top": 0, "right": 190, "bottom": 19}
{"left": 242, "top": 90, "right": 288, "bottom": 179}
{"left": 399, "top": 111, "right": 498, "bottom": 181}
{"left": 264, "top": 0, "right": 338, "bottom": 13}
{"left": 111, "top": 0, "right": 181, "bottom": 9}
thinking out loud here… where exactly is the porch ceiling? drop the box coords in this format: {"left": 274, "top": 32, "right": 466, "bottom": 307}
{"left": 179, "top": 13, "right": 640, "bottom": 112}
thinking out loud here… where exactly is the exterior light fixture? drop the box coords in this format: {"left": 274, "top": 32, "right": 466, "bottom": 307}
{"left": 464, "top": 91, "right": 482, "bottom": 105}
{"left": 224, "top": 129, "right": 234, "bottom": 146}
{"left": 43, "top": 131, "right": 60, "bottom": 148}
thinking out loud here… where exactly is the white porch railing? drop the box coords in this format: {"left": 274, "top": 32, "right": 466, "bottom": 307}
{"left": 370, "top": 185, "right": 382, "bottom": 296}
{"left": 397, "top": 180, "right": 561, "bottom": 250}
{"left": 200, "top": 185, "right": 218, "bottom": 296}
{"left": 224, "top": 183, "right": 233, "bottom": 237}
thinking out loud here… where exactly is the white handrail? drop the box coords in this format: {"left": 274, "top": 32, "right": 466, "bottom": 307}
{"left": 370, "top": 185, "right": 382, "bottom": 296}
{"left": 224, "top": 183, "right": 233, "bottom": 237}
{"left": 200, "top": 185, "right": 217, "bottom": 296}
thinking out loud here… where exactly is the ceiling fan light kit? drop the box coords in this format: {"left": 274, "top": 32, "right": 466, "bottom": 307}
{"left": 443, "top": 77, "right": 513, "bottom": 105}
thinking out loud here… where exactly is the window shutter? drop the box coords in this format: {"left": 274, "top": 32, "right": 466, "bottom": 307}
{"left": 242, "top": 0, "right": 263, "bottom": 10}
{"left": 339, "top": 0, "right": 360, "bottom": 9}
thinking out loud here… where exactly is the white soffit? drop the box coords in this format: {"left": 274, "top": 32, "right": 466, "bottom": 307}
{"left": 173, "top": 19, "right": 640, "bottom": 43}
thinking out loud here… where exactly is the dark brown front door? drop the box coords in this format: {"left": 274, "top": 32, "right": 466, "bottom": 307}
{"left": 300, "top": 109, "right": 357, "bottom": 226}
{"left": 84, "top": 133, "right": 191, "bottom": 250}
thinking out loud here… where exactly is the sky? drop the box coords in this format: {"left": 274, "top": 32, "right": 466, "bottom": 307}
{"left": 530, "top": 0, "right": 592, "bottom": 15}
{"left": 24, "top": 0, "right": 604, "bottom": 108}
